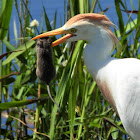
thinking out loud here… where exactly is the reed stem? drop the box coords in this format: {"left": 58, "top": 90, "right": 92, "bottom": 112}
{"left": 0, "top": 40, "right": 3, "bottom": 136}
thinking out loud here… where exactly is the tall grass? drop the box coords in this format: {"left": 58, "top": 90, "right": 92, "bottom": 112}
{"left": 0, "top": 0, "right": 139, "bottom": 139}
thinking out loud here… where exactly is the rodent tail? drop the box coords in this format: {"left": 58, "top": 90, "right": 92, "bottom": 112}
{"left": 47, "top": 85, "right": 60, "bottom": 111}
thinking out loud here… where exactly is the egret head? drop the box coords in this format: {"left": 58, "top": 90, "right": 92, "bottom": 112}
{"left": 31, "top": 13, "right": 118, "bottom": 46}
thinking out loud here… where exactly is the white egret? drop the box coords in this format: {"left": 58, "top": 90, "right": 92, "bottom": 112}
{"left": 32, "top": 13, "right": 140, "bottom": 139}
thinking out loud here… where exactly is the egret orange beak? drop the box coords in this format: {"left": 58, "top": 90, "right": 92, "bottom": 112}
{"left": 31, "top": 27, "right": 73, "bottom": 47}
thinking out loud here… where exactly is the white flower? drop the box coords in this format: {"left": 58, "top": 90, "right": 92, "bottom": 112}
{"left": 62, "top": 60, "right": 68, "bottom": 66}
{"left": 30, "top": 19, "right": 39, "bottom": 27}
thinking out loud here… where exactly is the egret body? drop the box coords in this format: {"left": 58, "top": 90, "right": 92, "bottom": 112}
{"left": 32, "top": 13, "right": 140, "bottom": 139}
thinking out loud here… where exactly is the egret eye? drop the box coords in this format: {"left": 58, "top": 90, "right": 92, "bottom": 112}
{"left": 69, "top": 28, "right": 77, "bottom": 34}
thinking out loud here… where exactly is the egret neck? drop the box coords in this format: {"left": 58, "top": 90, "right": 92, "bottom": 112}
{"left": 83, "top": 27, "right": 117, "bottom": 109}
{"left": 83, "top": 27, "right": 115, "bottom": 76}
